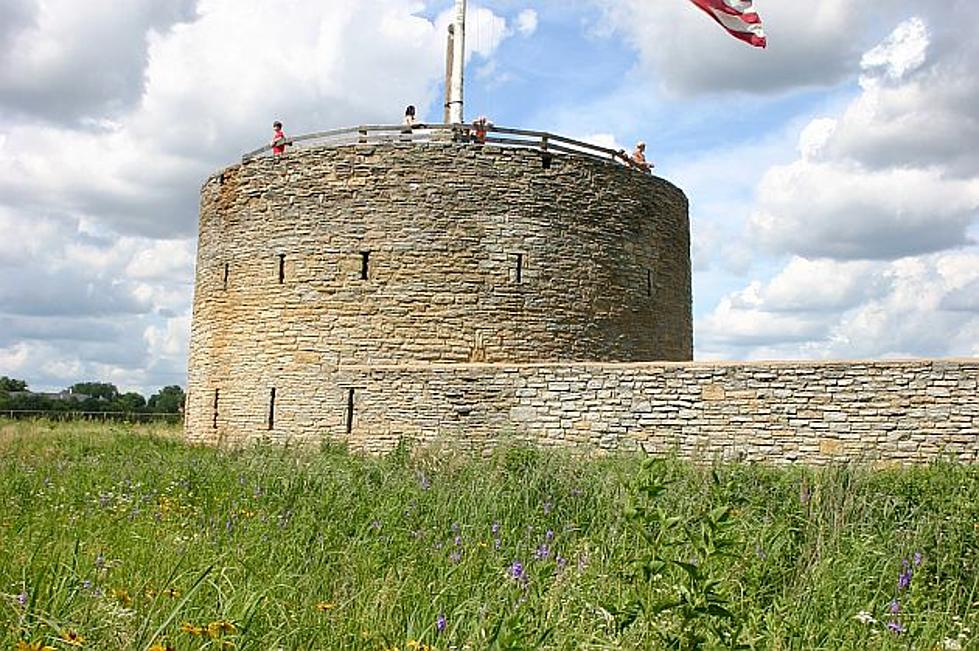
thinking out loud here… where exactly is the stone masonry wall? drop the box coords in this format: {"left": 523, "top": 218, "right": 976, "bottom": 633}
{"left": 186, "top": 141, "right": 692, "bottom": 443}
{"left": 190, "top": 359, "right": 976, "bottom": 465}
{"left": 186, "top": 142, "right": 979, "bottom": 463}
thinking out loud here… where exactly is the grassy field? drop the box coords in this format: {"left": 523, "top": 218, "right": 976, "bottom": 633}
{"left": 1, "top": 420, "right": 978, "bottom": 650}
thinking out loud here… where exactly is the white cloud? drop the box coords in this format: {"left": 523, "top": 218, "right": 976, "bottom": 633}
{"left": 695, "top": 9, "right": 979, "bottom": 358}
{"left": 749, "top": 160, "right": 979, "bottom": 260}
{"left": 594, "top": 0, "right": 903, "bottom": 95}
{"left": 0, "top": 0, "right": 197, "bottom": 123}
{"left": 860, "top": 17, "right": 929, "bottom": 81}
{"left": 698, "top": 252, "right": 979, "bottom": 359}
{"left": 516, "top": 9, "right": 538, "bottom": 37}
{"left": 0, "top": 1, "right": 514, "bottom": 239}
{"left": 746, "top": 13, "right": 979, "bottom": 261}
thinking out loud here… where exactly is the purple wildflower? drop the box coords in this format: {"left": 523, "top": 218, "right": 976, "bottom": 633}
{"left": 898, "top": 560, "right": 912, "bottom": 591}
{"left": 887, "top": 620, "right": 906, "bottom": 634}
{"left": 94, "top": 553, "right": 105, "bottom": 569}
{"left": 913, "top": 551, "right": 923, "bottom": 567}
{"left": 418, "top": 472, "right": 431, "bottom": 490}
{"left": 451, "top": 522, "right": 460, "bottom": 534}
{"left": 454, "top": 535, "right": 462, "bottom": 547}
{"left": 449, "top": 550, "right": 462, "bottom": 563}
{"left": 436, "top": 613, "right": 447, "bottom": 633}
{"left": 557, "top": 556, "right": 567, "bottom": 571}
{"left": 889, "top": 599, "right": 900, "bottom": 614}
{"left": 543, "top": 500, "right": 553, "bottom": 515}
{"left": 509, "top": 560, "right": 524, "bottom": 580}
{"left": 491, "top": 522, "right": 500, "bottom": 536}
{"left": 16, "top": 591, "right": 27, "bottom": 607}
{"left": 82, "top": 580, "right": 92, "bottom": 590}
{"left": 534, "top": 544, "right": 550, "bottom": 560}
{"left": 494, "top": 538, "right": 501, "bottom": 550}
{"left": 545, "top": 529, "right": 554, "bottom": 542}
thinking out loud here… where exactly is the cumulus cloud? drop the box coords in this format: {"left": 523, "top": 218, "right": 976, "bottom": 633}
{"left": 515, "top": 9, "right": 538, "bottom": 37}
{"left": 695, "top": 8, "right": 979, "bottom": 358}
{"left": 0, "top": 0, "right": 198, "bottom": 124}
{"left": 594, "top": 0, "right": 911, "bottom": 95}
{"left": 747, "top": 14, "right": 979, "bottom": 261}
{"left": 0, "top": 213, "right": 193, "bottom": 393}
{"left": 698, "top": 252, "right": 979, "bottom": 359}
{"left": 0, "top": 0, "right": 514, "bottom": 239}
{"left": 825, "top": 13, "right": 979, "bottom": 177}
{"left": 860, "top": 16, "right": 929, "bottom": 80}
{"left": 749, "top": 161, "right": 979, "bottom": 260}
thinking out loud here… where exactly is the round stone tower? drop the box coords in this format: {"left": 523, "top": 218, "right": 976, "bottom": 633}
{"left": 185, "top": 132, "right": 691, "bottom": 445}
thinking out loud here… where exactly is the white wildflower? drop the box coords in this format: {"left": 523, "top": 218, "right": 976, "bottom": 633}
{"left": 854, "top": 611, "right": 876, "bottom": 625}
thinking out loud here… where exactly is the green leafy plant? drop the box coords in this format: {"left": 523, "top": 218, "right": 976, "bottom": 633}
{"left": 614, "top": 458, "right": 746, "bottom": 649}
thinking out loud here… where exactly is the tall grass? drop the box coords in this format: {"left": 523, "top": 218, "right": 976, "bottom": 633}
{"left": 1, "top": 419, "right": 976, "bottom": 649}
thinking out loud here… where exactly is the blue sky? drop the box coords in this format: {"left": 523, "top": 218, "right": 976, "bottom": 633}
{"left": 0, "top": 0, "right": 977, "bottom": 394}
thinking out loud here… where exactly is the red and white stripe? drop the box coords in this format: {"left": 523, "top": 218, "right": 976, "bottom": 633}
{"left": 688, "top": 0, "right": 767, "bottom": 48}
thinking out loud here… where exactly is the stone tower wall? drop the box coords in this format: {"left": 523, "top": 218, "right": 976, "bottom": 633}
{"left": 186, "top": 142, "right": 692, "bottom": 444}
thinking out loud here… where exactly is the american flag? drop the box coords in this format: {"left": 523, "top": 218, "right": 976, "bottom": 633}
{"left": 688, "top": 0, "right": 767, "bottom": 48}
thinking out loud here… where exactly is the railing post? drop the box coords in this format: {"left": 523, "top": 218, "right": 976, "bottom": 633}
{"left": 541, "top": 134, "right": 549, "bottom": 152}
{"left": 358, "top": 128, "right": 368, "bottom": 144}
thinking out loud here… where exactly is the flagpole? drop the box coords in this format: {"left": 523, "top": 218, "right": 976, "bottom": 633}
{"left": 447, "top": 0, "right": 466, "bottom": 124}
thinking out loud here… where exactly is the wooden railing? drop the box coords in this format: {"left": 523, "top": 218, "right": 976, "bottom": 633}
{"left": 242, "top": 123, "right": 647, "bottom": 170}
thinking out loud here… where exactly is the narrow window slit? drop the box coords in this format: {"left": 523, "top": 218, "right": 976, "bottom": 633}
{"left": 223, "top": 263, "right": 229, "bottom": 289}
{"left": 515, "top": 253, "right": 524, "bottom": 284}
{"left": 541, "top": 154, "right": 552, "bottom": 169}
{"left": 646, "top": 269, "right": 653, "bottom": 297}
{"left": 278, "top": 254, "right": 285, "bottom": 284}
{"left": 360, "top": 251, "right": 370, "bottom": 280}
{"left": 212, "top": 389, "right": 219, "bottom": 429}
{"left": 345, "top": 388, "right": 355, "bottom": 434}
{"left": 268, "top": 387, "right": 276, "bottom": 430}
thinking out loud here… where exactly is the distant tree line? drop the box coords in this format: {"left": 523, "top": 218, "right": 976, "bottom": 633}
{"left": 0, "top": 377, "right": 185, "bottom": 414}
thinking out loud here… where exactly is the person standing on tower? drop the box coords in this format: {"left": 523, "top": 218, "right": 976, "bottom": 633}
{"left": 631, "top": 141, "right": 653, "bottom": 172}
{"left": 271, "top": 121, "right": 288, "bottom": 155}
{"left": 403, "top": 105, "right": 418, "bottom": 128}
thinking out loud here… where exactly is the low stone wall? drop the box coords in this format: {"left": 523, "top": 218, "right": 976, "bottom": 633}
{"left": 189, "top": 358, "right": 979, "bottom": 465}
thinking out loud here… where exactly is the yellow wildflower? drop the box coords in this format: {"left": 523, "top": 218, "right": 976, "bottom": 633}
{"left": 314, "top": 601, "right": 336, "bottom": 612}
{"left": 60, "top": 630, "right": 85, "bottom": 647}
{"left": 180, "top": 622, "right": 204, "bottom": 636}
{"left": 163, "top": 587, "right": 181, "bottom": 599}
{"left": 207, "top": 620, "right": 237, "bottom": 638}
{"left": 149, "top": 643, "right": 176, "bottom": 651}
{"left": 112, "top": 588, "right": 133, "bottom": 608}
{"left": 16, "top": 642, "right": 56, "bottom": 651}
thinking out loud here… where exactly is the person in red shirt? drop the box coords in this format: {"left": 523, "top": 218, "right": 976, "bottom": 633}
{"left": 271, "top": 121, "right": 288, "bottom": 155}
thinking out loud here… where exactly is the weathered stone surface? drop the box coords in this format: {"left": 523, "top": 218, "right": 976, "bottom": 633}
{"left": 185, "top": 142, "right": 979, "bottom": 465}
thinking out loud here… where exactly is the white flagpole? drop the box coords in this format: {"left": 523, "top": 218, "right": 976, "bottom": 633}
{"left": 448, "top": 0, "right": 467, "bottom": 124}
